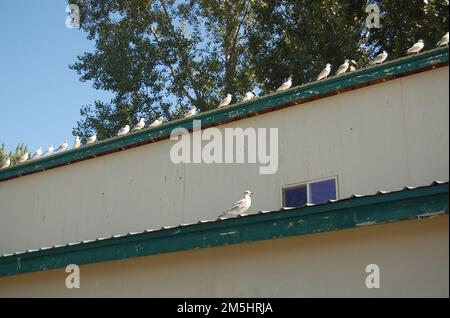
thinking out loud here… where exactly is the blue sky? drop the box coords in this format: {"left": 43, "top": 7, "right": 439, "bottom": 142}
{"left": 0, "top": 1, "right": 112, "bottom": 153}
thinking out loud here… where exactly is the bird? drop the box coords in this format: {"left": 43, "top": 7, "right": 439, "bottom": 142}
{"left": 132, "top": 118, "right": 145, "bottom": 131}
{"left": 184, "top": 106, "right": 198, "bottom": 118}
{"left": 276, "top": 76, "right": 292, "bottom": 92}
{"left": 218, "top": 94, "right": 232, "bottom": 108}
{"left": 317, "top": 63, "right": 332, "bottom": 80}
{"left": 44, "top": 145, "right": 54, "bottom": 156}
{"left": 1, "top": 157, "right": 10, "bottom": 169}
{"left": 86, "top": 133, "right": 97, "bottom": 145}
{"left": 335, "top": 59, "right": 350, "bottom": 75}
{"left": 117, "top": 125, "right": 130, "bottom": 136}
{"left": 371, "top": 50, "right": 388, "bottom": 65}
{"left": 73, "top": 136, "right": 81, "bottom": 149}
{"left": 219, "top": 190, "right": 253, "bottom": 218}
{"left": 56, "top": 141, "right": 68, "bottom": 152}
{"left": 349, "top": 60, "right": 358, "bottom": 72}
{"left": 18, "top": 152, "right": 29, "bottom": 163}
{"left": 407, "top": 39, "right": 424, "bottom": 54}
{"left": 31, "top": 147, "right": 42, "bottom": 160}
{"left": 149, "top": 116, "right": 164, "bottom": 128}
{"left": 436, "top": 32, "right": 449, "bottom": 47}
{"left": 242, "top": 91, "right": 255, "bottom": 102}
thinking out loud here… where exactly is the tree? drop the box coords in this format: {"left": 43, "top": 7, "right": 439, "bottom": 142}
{"left": 71, "top": 0, "right": 256, "bottom": 141}
{"left": 71, "top": 0, "right": 449, "bottom": 140}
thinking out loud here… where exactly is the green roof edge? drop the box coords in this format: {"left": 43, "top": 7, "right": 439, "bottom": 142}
{"left": 0, "top": 182, "right": 448, "bottom": 277}
{"left": 0, "top": 47, "right": 448, "bottom": 182}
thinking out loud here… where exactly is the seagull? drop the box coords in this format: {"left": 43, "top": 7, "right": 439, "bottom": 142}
{"left": 317, "top": 63, "right": 332, "bottom": 80}
{"left": 44, "top": 145, "right": 54, "bottom": 156}
{"left": 149, "top": 116, "right": 164, "bottom": 128}
{"left": 117, "top": 125, "right": 130, "bottom": 136}
{"left": 86, "top": 133, "right": 97, "bottom": 145}
{"left": 436, "top": 32, "right": 449, "bottom": 47}
{"left": 31, "top": 147, "right": 42, "bottom": 160}
{"left": 56, "top": 140, "right": 68, "bottom": 152}
{"left": 276, "top": 76, "right": 292, "bottom": 92}
{"left": 407, "top": 39, "right": 424, "bottom": 54}
{"left": 349, "top": 60, "right": 358, "bottom": 72}
{"left": 335, "top": 59, "right": 350, "bottom": 75}
{"left": 184, "top": 106, "right": 198, "bottom": 118}
{"left": 73, "top": 136, "right": 81, "bottom": 149}
{"left": 371, "top": 50, "right": 388, "bottom": 65}
{"left": 18, "top": 152, "right": 29, "bottom": 163}
{"left": 218, "top": 94, "right": 232, "bottom": 108}
{"left": 132, "top": 118, "right": 145, "bottom": 131}
{"left": 1, "top": 157, "right": 10, "bottom": 169}
{"left": 242, "top": 91, "right": 255, "bottom": 102}
{"left": 219, "top": 190, "right": 253, "bottom": 218}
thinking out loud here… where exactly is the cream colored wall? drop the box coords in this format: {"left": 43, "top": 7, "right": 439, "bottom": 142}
{"left": 0, "top": 216, "right": 448, "bottom": 297}
{"left": 0, "top": 67, "right": 448, "bottom": 255}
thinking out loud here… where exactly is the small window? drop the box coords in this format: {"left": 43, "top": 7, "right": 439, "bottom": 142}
{"left": 283, "top": 177, "right": 337, "bottom": 208}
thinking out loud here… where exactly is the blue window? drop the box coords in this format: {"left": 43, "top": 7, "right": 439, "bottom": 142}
{"left": 283, "top": 178, "right": 337, "bottom": 208}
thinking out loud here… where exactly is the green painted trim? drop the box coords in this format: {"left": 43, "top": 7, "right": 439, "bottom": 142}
{"left": 0, "top": 182, "right": 447, "bottom": 277}
{"left": 0, "top": 47, "right": 448, "bottom": 182}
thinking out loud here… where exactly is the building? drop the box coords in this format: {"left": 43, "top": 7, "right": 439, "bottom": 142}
{"left": 0, "top": 47, "right": 448, "bottom": 297}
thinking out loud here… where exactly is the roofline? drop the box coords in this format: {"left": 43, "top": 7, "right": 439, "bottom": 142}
{"left": 0, "top": 182, "right": 447, "bottom": 277}
{"left": 0, "top": 47, "right": 448, "bottom": 183}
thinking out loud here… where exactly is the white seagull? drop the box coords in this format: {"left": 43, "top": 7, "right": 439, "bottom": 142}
{"left": 56, "top": 140, "right": 68, "bottom": 152}
{"left": 276, "top": 76, "right": 292, "bottom": 92}
{"left": 371, "top": 50, "right": 388, "bottom": 65}
{"left": 218, "top": 94, "right": 232, "bottom": 108}
{"left": 18, "top": 152, "right": 29, "bottom": 163}
{"left": 149, "top": 116, "right": 164, "bottom": 128}
{"left": 349, "top": 60, "right": 358, "bottom": 72}
{"left": 335, "top": 59, "right": 350, "bottom": 75}
{"left": 31, "top": 147, "right": 42, "bottom": 160}
{"left": 73, "top": 136, "right": 81, "bottom": 149}
{"left": 184, "top": 106, "right": 198, "bottom": 118}
{"left": 1, "top": 157, "right": 10, "bottom": 169}
{"left": 317, "top": 63, "right": 332, "bottom": 80}
{"left": 86, "top": 133, "right": 97, "bottom": 145}
{"left": 436, "top": 32, "right": 449, "bottom": 47}
{"left": 44, "top": 145, "right": 54, "bottom": 156}
{"left": 219, "top": 190, "right": 253, "bottom": 218}
{"left": 117, "top": 125, "right": 130, "bottom": 136}
{"left": 242, "top": 91, "right": 255, "bottom": 102}
{"left": 132, "top": 118, "right": 146, "bottom": 131}
{"left": 407, "top": 39, "right": 424, "bottom": 54}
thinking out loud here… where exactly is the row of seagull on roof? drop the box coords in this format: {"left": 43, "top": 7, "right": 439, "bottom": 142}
{"left": 1, "top": 33, "right": 449, "bottom": 171}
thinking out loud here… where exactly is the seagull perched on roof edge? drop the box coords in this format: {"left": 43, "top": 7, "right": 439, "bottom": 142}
{"left": 436, "top": 32, "right": 449, "bottom": 47}
{"left": 276, "top": 76, "right": 292, "bottom": 92}
{"left": 132, "top": 118, "right": 145, "bottom": 131}
{"left": 86, "top": 133, "right": 97, "bottom": 145}
{"left": 335, "top": 59, "right": 350, "bottom": 75}
{"left": 117, "top": 125, "right": 130, "bottom": 136}
{"left": 218, "top": 94, "right": 232, "bottom": 108}
{"left": 56, "top": 141, "right": 68, "bottom": 152}
{"left": 370, "top": 50, "right": 388, "bottom": 65}
{"left": 44, "top": 145, "right": 54, "bottom": 156}
{"left": 1, "top": 157, "right": 10, "bottom": 169}
{"left": 317, "top": 63, "right": 332, "bottom": 80}
{"left": 31, "top": 147, "right": 42, "bottom": 160}
{"left": 349, "top": 60, "right": 358, "bottom": 72}
{"left": 242, "top": 91, "right": 255, "bottom": 102}
{"left": 406, "top": 39, "right": 424, "bottom": 54}
{"left": 219, "top": 190, "right": 253, "bottom": 218}
{"left": 184, "top": 106, "right": 198, "bottom": 118}
{"left": 18, "top": 152, "right": 29, "bottom": 163}
{"left": 73, "top": 136, "right": 81, "bottom": 149}
{"left": 149, "top": 116, "right": 164, "bottom": 128}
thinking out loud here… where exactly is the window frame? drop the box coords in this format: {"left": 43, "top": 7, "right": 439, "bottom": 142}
{"left": 282, "top": 176, "right": 339, "bottom": 208}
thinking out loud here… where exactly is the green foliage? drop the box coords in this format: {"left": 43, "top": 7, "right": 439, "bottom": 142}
{"left": 71, "top": 0, "right": 449, "bottom": 140}
{"left": 0, "top": 142, "right": 29, "bottom": 166}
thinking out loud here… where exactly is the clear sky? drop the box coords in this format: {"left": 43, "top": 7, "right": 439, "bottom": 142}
{"left": 0, "top": 0, "right": 112, "bottom": 153}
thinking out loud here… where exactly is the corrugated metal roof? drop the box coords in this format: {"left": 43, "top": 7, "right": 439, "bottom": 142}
{"left": 1, "top": 180, "right": 447, "bottom": 259}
